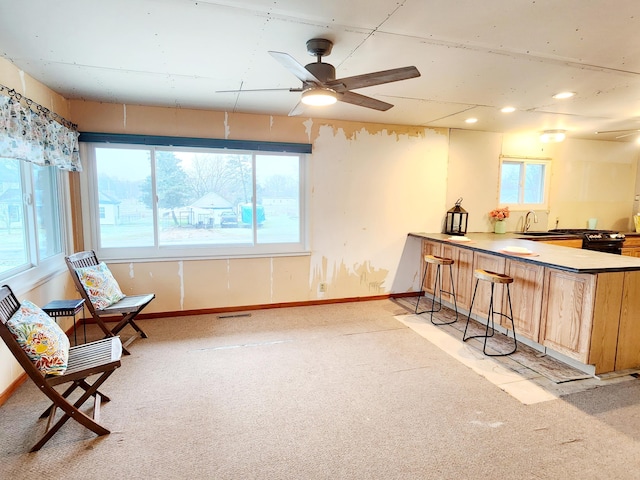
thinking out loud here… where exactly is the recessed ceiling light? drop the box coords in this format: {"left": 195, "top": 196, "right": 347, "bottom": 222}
{"left": 465, "top": 118, "right": 478, "bottom": 124}
{"left": 501, "top": 106, "right": 516, "bottom": 113}
{"left": 552, "top": 91, "right": 575, "bottom": 99}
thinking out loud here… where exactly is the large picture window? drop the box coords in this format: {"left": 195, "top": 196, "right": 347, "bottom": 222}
{"left": 83, "top": 141, "right": 307, "bottom": 260}
{"left": 0, "top": 158, "right": 64, "bottom": 281}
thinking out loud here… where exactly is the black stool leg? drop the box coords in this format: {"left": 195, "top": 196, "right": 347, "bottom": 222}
{"left": 416, "top": 262, "right": 457, "bottom": 325}
{"left": 414, "top": 261, "right": 430, "bottom": 315}
{"left": 463, "top": 279, "right": 480, "bottom": 341}
{"left": 464, "top": 281, "right": 517, "bottom": 356}
{"left": 430, "top": 264, "right": 457, "bottom": 325}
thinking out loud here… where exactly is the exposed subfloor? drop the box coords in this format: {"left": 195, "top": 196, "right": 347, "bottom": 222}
{"left": 394, "top": 296, "right": 639, "bottom": 405}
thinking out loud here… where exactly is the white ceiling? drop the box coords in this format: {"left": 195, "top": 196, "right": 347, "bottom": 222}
{"left": 2, "top": 0, "right": 640, "bottom": 141}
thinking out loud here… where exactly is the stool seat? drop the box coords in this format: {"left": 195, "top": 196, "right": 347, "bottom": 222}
{"left": 424, "top": 254, "right": 454, "bottom": 266}
{"left": 415, "top": 253, "right": 458, "bottom": 325}
{"left": 473, "top": 269, "right": 513, "bottom": 284}
{"left": 463, "top": 269, "right": 517, "bottom": 356}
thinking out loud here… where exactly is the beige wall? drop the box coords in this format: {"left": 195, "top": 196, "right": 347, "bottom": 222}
{"left": 2, "top": 57, "right": 639, "bottom": 396}
{"left": 72, "top": 100, "right": 450, "bottom": 311}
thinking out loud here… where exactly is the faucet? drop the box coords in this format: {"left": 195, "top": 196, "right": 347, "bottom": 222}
{"left": 523, "top": 211, "right": 538, "bottom": 232}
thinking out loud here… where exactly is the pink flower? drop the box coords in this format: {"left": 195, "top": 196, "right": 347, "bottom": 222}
{"left": 489, "top": 207, "right": 510, "bottom": 220}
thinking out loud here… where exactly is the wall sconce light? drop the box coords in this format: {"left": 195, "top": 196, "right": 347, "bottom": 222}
{"left": 301, "top": 87, "right": 337, "bottom": 106}
{"left": 540, "top": 129, "right": 566, "bottom": 143}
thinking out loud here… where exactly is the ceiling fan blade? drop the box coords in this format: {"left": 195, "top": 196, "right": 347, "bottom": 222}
{"left": 327, "top": 66, "right": 420, "bottom": 92}
{"left": 615, "top": 131, "right": 640, "bottom": 139}
{"left": 595, "top": 129, "right": 640, "bottom": 135}
{"left": 216, "top": 87, "right": 303, "bottom": 93}
{"left": 287, "top": 101, "right": 305, "bottom": 117}
{"left": 268, "top": 51, "right": 321, "bottom": 84}
{"left": 338, "top": 91, "right": 394, "bottom": 111}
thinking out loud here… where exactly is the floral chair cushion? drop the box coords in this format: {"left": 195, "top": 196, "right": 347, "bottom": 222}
{"left": 7, "top": 300, "right": 70, "bottom": 376}
{"left": 75, "top": 262, "right": 125, "bottom": 310}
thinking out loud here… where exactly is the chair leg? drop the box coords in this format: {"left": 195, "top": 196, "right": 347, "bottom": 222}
{"left": 31, "top": 370, "right": 116, "bottom": 451}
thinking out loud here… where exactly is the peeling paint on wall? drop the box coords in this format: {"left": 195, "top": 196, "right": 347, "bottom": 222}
{"left": 308, "top": 124, "right": 448, "bottom": 298}
{"left": 123, "top": 104, "right": 127, "bottom": 129}
{"left": 224, "top": 111, "right": 230, "bottom": 139}
{"left": 129, "top": 262, "right": 135, "bottom": 279}
{"left": 178, "top": 260, "right": 184, "bottom": 310}
{"left": 303, "top": 118, "right": 313, "bottom": 143}
{"left": 270, "top": 257, "right": 274, "bottom": 302}
{"left": 18, "top": 70, "right": 26, "bottom": 93}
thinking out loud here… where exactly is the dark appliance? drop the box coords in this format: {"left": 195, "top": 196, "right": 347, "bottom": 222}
{"left": 548, "top": 229, "right": 625, "bottom": 254}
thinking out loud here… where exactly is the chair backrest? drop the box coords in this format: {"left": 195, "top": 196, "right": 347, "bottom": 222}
{"left": 66, "top": 250, "right": 100, "bottom": 270}
{"left": 0, "top": 285, "right": 50, "bottom": 385}
{"left": 65, "top": 250, "right": 100, "bottom": 315}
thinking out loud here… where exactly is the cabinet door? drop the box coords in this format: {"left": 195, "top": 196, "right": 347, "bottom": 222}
{"left": 615, "top": 271, "right": 640, "bottom": 370}
{"left": 540, "top": 268, "right": 595, "bottom": 362}
{"left": 504, "top": 259, "right": 544, "bottom": 341}
{"left": 440, "top": 244, "right": 474, "bottom": 310}
{"left": 470, "top": 252, "right": 506, "bottom": 320}
{"left": 621, "top": 247, "right": 640, "bottom": 258}
{"left": 420, "top": 240, "right": 442, "bottom": 295}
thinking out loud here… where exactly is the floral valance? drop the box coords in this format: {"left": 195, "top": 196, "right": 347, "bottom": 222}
{"left": 0, "top": 94, "right": 81, "bottom": 172}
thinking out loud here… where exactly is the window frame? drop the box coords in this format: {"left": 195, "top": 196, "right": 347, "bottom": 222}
{"left": 498, "top": 156, "right": 551, "bottom": 210}
{"left": 80, "top": 140, "right": 310, "bottom": 262}
{"left": 0, "top": 159, "right": 69, "bottom": 294}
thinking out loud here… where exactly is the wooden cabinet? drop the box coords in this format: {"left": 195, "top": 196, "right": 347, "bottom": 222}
{"left": 440, "top": 244, "right": 474, "bottom": 310}
{"left": 470, "top": 252, "right": 506, "bottom": 321}
{"left": 414, "top": 234, "right": 640, "bottom": 373}
{"left": 504, "top": 259, "right": 544, "bottom": 342}
{"left": 615, "top": 271, "right": 640, "bottom": 370}
{"left": 622, "top": 236, "right": 640, "bottom": 257}
{"left": 420, "top": 240, "right": 441, "bottom": 295}
{"left": 540, "top": 238, "right": 582, "bottom": 248}
{"left": 539, "top": 269, "right": 596, "bottom": 363}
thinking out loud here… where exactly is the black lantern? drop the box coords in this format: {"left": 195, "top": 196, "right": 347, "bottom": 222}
{"left": 445, "top": 197, "right": 468, "bottom": 235}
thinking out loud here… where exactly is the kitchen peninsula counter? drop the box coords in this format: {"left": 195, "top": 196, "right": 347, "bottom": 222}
{"left": 409, "top": 232, "right": 640, "bottom": 374}
{"left": 409, "top": 232, "right": 640, "bottom": 273}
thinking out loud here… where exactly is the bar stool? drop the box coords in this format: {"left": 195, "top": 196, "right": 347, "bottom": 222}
{"left": 414, "top": 254, "right": 458, "bottom": 325}
{"left": 463, "top": 269, "right": 517, "bottom": 356}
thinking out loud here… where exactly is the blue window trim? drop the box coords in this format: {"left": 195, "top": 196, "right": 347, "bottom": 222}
{"left": 78, "top": 132, "right": 312, "bottom": 154}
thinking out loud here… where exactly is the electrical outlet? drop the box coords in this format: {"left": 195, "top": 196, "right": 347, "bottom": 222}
{"left": 318, "top": 282, "right": 327, "bottom": 293}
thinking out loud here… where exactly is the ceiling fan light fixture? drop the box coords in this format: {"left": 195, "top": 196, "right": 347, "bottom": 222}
{"left": 301, "top": 87, "right": 337, "bottom": 106}
{"left": 540, "top": 129, "right": 566, "bottom": 143}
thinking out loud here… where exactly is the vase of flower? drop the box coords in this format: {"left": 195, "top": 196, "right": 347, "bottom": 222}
{"left": 489, "top": 207, "right": 510, "bottom": 234}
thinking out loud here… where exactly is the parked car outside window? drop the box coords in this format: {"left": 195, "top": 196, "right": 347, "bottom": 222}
{"left": 220, "top": 211, "right": 238, "bottom": 228}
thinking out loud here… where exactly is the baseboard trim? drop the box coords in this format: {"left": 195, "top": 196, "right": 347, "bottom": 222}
{"left": 84, "top": 292, "right": 419, "bottom": 322}
{"left": 0, "top": 374, "right": 27, "bottom": 407}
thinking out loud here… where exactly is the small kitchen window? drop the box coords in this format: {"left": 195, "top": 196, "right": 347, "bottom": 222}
{"left": 498, "top": 156, "right": 551, "bottom": 209}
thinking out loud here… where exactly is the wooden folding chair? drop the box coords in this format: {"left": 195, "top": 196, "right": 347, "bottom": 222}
{"left": 0, "top": 285, "right": 122, "bottom": 451}
{"left": 65, "top": 250, "right": 155, "bottom": 355}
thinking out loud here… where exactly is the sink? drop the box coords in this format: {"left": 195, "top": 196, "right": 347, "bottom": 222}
{"left": 519, "top": 231, "right": 567, "bottom": 236}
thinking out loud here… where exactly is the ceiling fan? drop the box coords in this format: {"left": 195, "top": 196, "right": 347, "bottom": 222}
{"left": 594, "top": 128, "right": 640, "bottom": 139}
{"left": 218, "top": 38, "right": 421, "bottom": 116}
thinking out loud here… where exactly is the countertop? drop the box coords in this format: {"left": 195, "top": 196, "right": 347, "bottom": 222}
{"left": 409, "top": 232, "right": 640, "bottom": 273}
